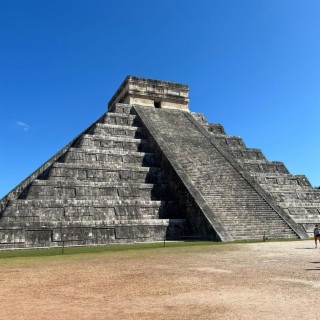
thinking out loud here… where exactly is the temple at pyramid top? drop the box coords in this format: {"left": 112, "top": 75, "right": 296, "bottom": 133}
{"left": 108, "top": 76, "right": 190, "bottom": 110}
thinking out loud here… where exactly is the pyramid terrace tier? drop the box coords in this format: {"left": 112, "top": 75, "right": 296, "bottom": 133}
{"left": 20, "top": 180, "right": 173, "bottom": 201}
{"left": 268, "top": 190, "right": 320, "bottom": 203}
{"left": 109, "top": 103, "right": 135, "bottom": 115}
{"left": 59, "top": 148, "right": 157, "bottom": 166}
{"left": 240, "top": 161, "right": 289, "bottom": 174}
{"left": 89, "top": 123, "right": 146, "bottom": 139}
{"left": 0, "top": 218, "right": 185, "bottom": 228}
{"left": 227, "top": 148, "right": 267, "bottom": 161}
{"left": 207, "top": 135, "right": 247, "bottom": 149}
{"left": 0, "top": 218, "right": 188, "bottom": 249}
{"left": 102, "top": 112, "right": 140, "bottom": 126}
{"left": 280, "top": 201, "right": 320, "bottom": 209}
{"left": 41, "top": 162, "right": 166, "bottom": 183}
{"left": 205, "top": 124, "right": 227, "bottom": 135}
{"left": 284, "top": 207, "right": 320, "bottom": 218}
{"left": 278, "top": 204, "right": 320, "bottom": 235}
{"left": 286, "top": 217, "right": 320, "bottom": 234}
{"left": 251, "top": 173, "right": 312, "bottom": 187}
{"left": 257, "top": 184, "right": 315, "bottom": 193}
{"left": 4, "top": 199, "right": 180, "bottom": 220}
{"left": 73, "top": 134, "right": 152, "bottom": 152}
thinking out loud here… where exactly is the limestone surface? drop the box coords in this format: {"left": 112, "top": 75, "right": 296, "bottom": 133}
{"left": 1, "top": 76, "right": 317, "bottom": 249}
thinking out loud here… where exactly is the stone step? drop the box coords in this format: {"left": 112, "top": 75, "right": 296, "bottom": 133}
{"left": 288, "top": 217, "right": 320, "bottom": 223}
{"left": 280, "top": 202, "right": 320, "bottom": 209}
{"left": 216, "top": 218, "right": 286, "bottom": 224}
{"left": 232, "top": 233, "right": 296, "bottom": 239}
{"left": 232, "top": 233, "right": 297, "bottom": 240}
{"left": 0, "top": 221, "right": 168, "bottom": 246}
{"left": 108, "top": 103, "right": 133, "bottom": 115}
{"left": 0, "top": 217, "right": 185, "bottom": 227}
{"left": 206, "top": 131, "right": 228, "bottom": 138}
{"left": 44, "top": 162, "right": 165, "bottom": 183}
{"left": 228, "top": 148, "right": 266, "bottom": 161}
{"left": 235, "top": 159, "right": 269, "bottom": 164}
{"left": 50, "top": 161, "right": 160, "bottom": 170}
{"left": 215, "top": 209, "right": 285, "bottom": 216}
{"left": 220, "top": 227, "right": 294, "bottom": 235}
{"left": 217, "top": 215, "right": 286, "bottom": 221}
{"left": 287, "top": 215, "right": 320, "bottom": 225}
{"left": 0, "top": 219, "right": 188, "bottom": 248}
{"left": 4, "top": 199, "right": 180, "bottom": 219}
{"left": 229, "top": 227, "right": 296, "bottom": 234}
{"left": 0, "top": 213, "right": 159, "bottom": 225}
{"left": 102, "top": 113, "right": 139, "bottom": 126}
{"left": 259, "top": 184, "right": 314, "bottom": 193}
{"left": 279, "top": 202, "right": 320, "bottom": 210}
{"left": 191, "top": 112, "right": 209, "bottom": 125}
{"left": 284, "top": 207, "right": 320, "bottom": 215}
{"left": 218, "top": 216, "right": 287, "bottom": 223}
{"left": 269, "top": 191, "right": 320, "bottom": 202}
{"left": 74, "top": 134, "right": 151, "bottom": 152}
{"left": 241, "top": 162, "right": 289, "bottom": 174}
{"left": 26, "top": 179, "right": 162, "bottom": 189}
{"left": 206, "top": 123, "right": 226, "bottom": 135}
{"left": 222, "top": 227, "right": 294, "bottom": 235}
{"left": 7, "top": 198, "right": 175, "bottom": 207}
{"left": 207, "top": 204, "right": 278, "bottom": 211}
{"left": 211, "top": 136, "right": 246, "bottom": 149}
{"left": 253, "top": 174, "right": 312, "bottom": 187}
{"left": 221, "top": 224, "right": 296, "bottom": 232}
{"left": 23, "top": 180, "right": 172, "bottom": 200}
{"left": 90, "top": 123, "right": 145, "bottom": 139}
{"left": 60, "top": 148, "right": 157, "bottom": 166}
{"left": 251, "top": 172, "right": 308, "bottom": 178}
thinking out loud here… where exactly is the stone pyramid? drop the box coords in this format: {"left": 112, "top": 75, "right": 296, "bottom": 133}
{"left": 1, "top": 76, "right": 318, "bottom": 249}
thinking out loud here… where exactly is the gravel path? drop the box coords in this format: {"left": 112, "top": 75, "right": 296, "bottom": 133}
{"left": 0, "top": 240, "right": 319, "bottom": 320}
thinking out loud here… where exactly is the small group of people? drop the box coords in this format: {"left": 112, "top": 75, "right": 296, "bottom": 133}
{"left": 314, "top": 224, "right": 320, "bottom": 248}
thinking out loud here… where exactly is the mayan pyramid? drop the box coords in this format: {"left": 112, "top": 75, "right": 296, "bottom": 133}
{"left": 1, "top": 76, "right": 319, "bottom": 249}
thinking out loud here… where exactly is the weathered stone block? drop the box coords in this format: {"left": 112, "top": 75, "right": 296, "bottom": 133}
{"left": 115, "top": 225, "right": 166, "bottom": 239}
{"left": 52, "top": 228, "right": 93, "bottom": 242}
{"left": 92, "top": 228, "right": 115, "bottom": 242}
{"left": 25, "top": 229, "right": 52, "bottom": 246}
{"left": 0, "top": 228, "right": 25, "bottom": 244}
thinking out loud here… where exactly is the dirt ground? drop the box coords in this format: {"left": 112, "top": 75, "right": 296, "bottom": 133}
{"left": 0, "top": 240, "right": 319, "bottom": 320}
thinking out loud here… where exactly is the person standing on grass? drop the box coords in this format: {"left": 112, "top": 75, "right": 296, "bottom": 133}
{"left": 314, "top": 224, "right": 320, "bottom": 248}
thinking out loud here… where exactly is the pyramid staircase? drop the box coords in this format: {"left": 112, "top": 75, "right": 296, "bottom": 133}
{"left": 192, "top": 112, "right": 320, "bottom": 236}
{"left": 0, "top": 104, "right": 187, "bottom": 249}
{"left": 134, "top": 106, "right": 307, "bottom": 241}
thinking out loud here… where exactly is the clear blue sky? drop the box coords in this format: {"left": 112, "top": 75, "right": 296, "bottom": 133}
{"left": 1, "top": 0, "right": 320, "bottom": 198}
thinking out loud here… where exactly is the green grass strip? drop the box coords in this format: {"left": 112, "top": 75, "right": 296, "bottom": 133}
{"left": 0, "top": 237, "right": 307, "bottom": 260}
{"left": 0, "top": 241, "right": 215, "bottom": 259}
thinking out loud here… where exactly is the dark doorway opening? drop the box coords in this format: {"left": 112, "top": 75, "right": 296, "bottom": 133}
{"left": 154, "top": 101, "right": 161, "bottom": 108}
